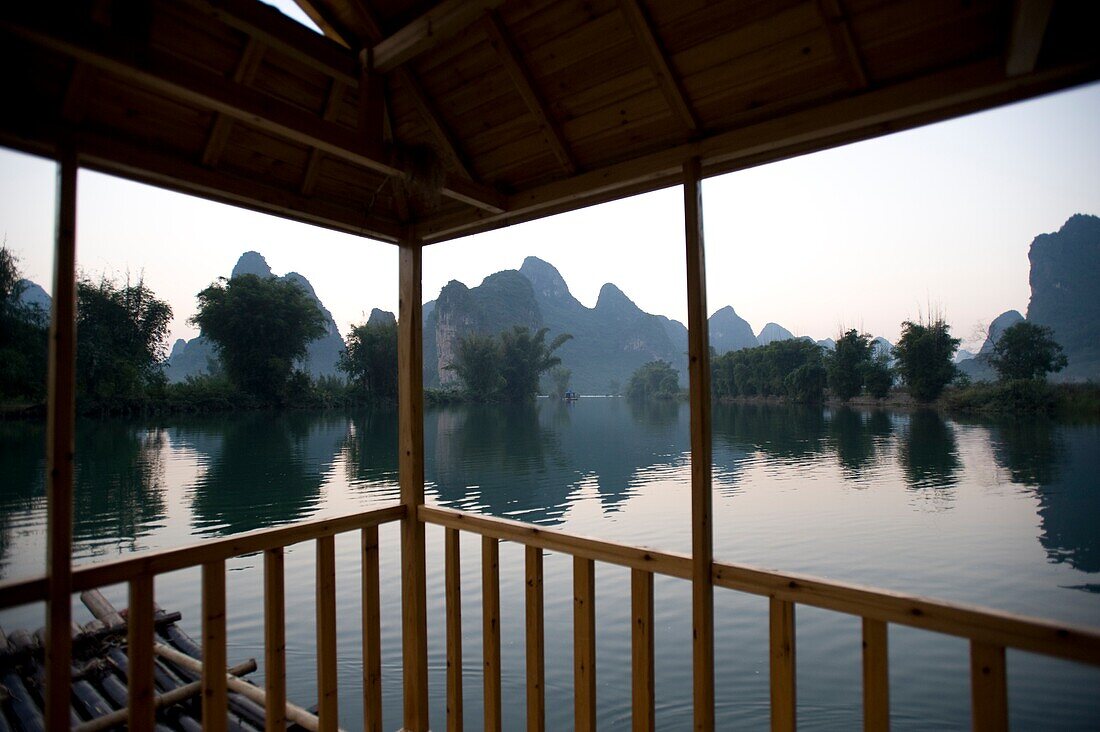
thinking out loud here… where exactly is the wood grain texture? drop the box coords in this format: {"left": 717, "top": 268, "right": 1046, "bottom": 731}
{"left": 526, "top": 546, "right": 545, "bottom": 732}
{"left": 970, "top": 641, "right": 1008, "bottom": 731}
{"left": 315, "top": 535, "right": 339, "bottom": 730}
{"left": 631, "top": 569, "right": 654, "bottom": 732}
{"left": 862, "top": 618, "right": 889, "bottom": 731}
{"left": 445, "top": 528, "right": 463, "bottom": 732}
{"left": 482, "top": 536, "right": 501, "bottom": 732}
{"left": 362, "top": 526, "right": 383, "bottom": 732}
{"left": 264, "top": 548, "right": 287, "bottom": 732}
{"left": 574, "top": 557, "right": 596, "bottom": 732}
{"left": 202, "top": 561, "right": 228, "bottom": 732}
{"left": 127, "top": 574, "right": 156, "bottom": 732}
{"left": 769, "top": 599, "right": 796, "bottom": 732}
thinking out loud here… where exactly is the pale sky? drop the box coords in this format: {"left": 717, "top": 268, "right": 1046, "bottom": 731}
{"left": 1, "top": 63, "right": 1097, "bottom": 350}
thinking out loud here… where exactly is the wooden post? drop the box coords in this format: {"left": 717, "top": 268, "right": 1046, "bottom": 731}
{"left": 970, "top": 641, "right": 1008, "bottom": 731}
{"left": 684, "top": 156, "right": 714, "bottom": 731}
{"left": 631, "top": 569, "right": 654, "bottom": 732}
{"left": 264, "top": 548, "right": 287, "bottom": 732}
{"left": 202, "top": 560, "right": 228, "bottom": 732}
{"left": 399, "top": 235, "right": 429, "bottom": 731}
{"left": 316, "top": 535, "right": 338, "bottom": 730}
{"left": 362, "top": 526, "right": 382, "bottom": 732}
{"left": 769, "top": 599, "right": 796, "bottom": 732}
{"left": 482, "top": 537, "right": 501, "bottom": 732}
{"left": 445, "top": 528, "right": 463, "bottom": 732}
{"left": 862, "top": 619, "right": 889, "bottom": 731}
{"left": 127, "top": 574, "right": 156, "bottom": 732}
{"left": 574, "top": 557, "right": 596, "bottom": 732}
{"left": 45, "top": 146, "right": 77, "bottom": 732}
{"left": 526, "top": 546, "right": 545, "bottom": 732}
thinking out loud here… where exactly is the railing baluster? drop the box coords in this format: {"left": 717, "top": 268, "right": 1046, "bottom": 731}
{"left": 970, "top": 641, "right": 1008, "bottom": 731}
{"left": 769, "top": 598, "right": 796, "bottom": 732}
{"left": 862, "top": 618, "right": 889, "bottom": 731}
{"left": 128, "top": 574, "right": 155, "bottom": 732}
{"left": 202, "top": 560, "right": 228, "bottom": 732}
{"left": 574, "top": 557, "right": 596, "bottom": 732}
{"left": 316, "top": 535, "right": 338, "bottom": 731}
{"left": 631, "top": 569, "right": 654, "bottom": 732}
{"left": 445, "top": 528, "right": 463, "bottom": 732}
{"left": 362, "top": 526, "right": 382, "bottom": 732}
{"left": 482, "top": 536, "right": 501, "bottom": 732}
{"left": 264, "top": 548, "right": 287, "bottom": 732}
{"left": 526, "top": 546, "right": 545, "bottom": 732}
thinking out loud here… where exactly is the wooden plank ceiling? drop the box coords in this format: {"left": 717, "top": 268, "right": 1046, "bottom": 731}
{"left": 0, "top": 0, "right": 1096, "bottom": 245}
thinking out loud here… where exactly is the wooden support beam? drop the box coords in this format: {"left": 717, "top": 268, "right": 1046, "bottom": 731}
{"left": 970, "top": 641, "right": 1008, "bottom": 731}
{"left": 1006, "top": 0, "right": 1055, "bottom": 76}
{"left": 445, "top": 528, "right": 463, "bottom": 732}
{"left": 127, "top": 574, "right": 156, "bottom": 732}
{"left": 1, "top": 12, "right": 506, "bottom": 214}
{"left": 574, "top": 557, "right": 596, "bottom": 732}
{"left": 631, "top": 569, "right": 655, "bottom": 732}
{"left": 526, "top": 546, "right": 545, "bottom": 732}
{"left": 482, "top": 536, "right": 502, "bottom": 732}
{"left": 203, "top": 36, "right": 265, "bottom": 167}
{"left": 315, "top": 535, "right": 339, "bottom": 731}
{"left": 61, "top": 63, "right": 92, "bottom": 123}
{"left": 399, "top": 237, "right": 429, "bottom": 732}
{"left": 372, "top": 0, "right": 505, "bottom": 73}
{"left": 362, "top": 526, "right": 383, "bottom": 732}
{"left": 769, "top": 599, "right": 796, "bottom": 732}
{"left": 482, "top": 11, "right": 577, "bottom": 175}
{"left": 618, "top": 0, "right": 699, "bottom": 133}
{"left": 862, "top": 618, "right": 889, "bottom": 732}
{"left": 264, "top": 548, "right": 287, "bottom": 732}
{"left": 300, "top": 79, "right": 346, "bottom": 197}
{"left": 45, "top": 145, "right": 77, "bottom": 732}
{"left": 358, "top": 48, "right": 386, "bottom": 157}
{"left": 684, "top": 156, "right": 714, "bottom": 732}
{"left": 399, "top": 68, "right": 475, "bottom": 180}
{"left": 202, "top": 560, "right": 228, "bottom": 732}
{"left": 817, "top": 0, "right": 869, "bottom": 90}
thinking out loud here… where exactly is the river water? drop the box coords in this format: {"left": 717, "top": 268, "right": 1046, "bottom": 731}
{"left": 1, "top": 400, "right": 1098, "bottom": 729}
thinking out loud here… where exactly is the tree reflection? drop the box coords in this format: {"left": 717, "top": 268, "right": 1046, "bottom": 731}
{"left": 0, "top": 421, "right": 45, "bottom": 573}
{"left": 828, "top": 408, "right": 876, "bottom": 476}
{"left": 898, "top": 410, "right": 960, "bottom": 492}
{"left": 343, "top": 407, "right": 399, "bottom": 489}
{"left": 712, "top": 403, "right": 826, "bottom": 461}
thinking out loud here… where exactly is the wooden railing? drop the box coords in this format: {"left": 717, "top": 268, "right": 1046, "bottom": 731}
{"left": 0, "top": 504, "right": 405, "bottom": 732}
{"left": 3, "top": 501, "right": 1100, "bottom": 730}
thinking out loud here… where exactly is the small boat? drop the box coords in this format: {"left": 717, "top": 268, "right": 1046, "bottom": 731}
{"left": 563, "top": 390, "right": 579, "bottom": 401}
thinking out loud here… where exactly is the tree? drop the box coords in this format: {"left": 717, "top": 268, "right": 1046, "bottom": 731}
{"left": 862, "top": 352, "right": 893, "bottom": 399}
{"left": 76, "top": 275, "right": 172, "bottom": 403}
{"left": 893, "top": 318, "right": 960, "bottom": 402}
{"left": 498, "top": 327, "right": 572, "bottom": 400}
{"left": 339, "top": 320, "right": 397, "bottom": 398}
{"left": 549, "top": 366, "right": 572, "bottom": 397}
{"left": 827, "top": 329, "right": 872, "bottom": 400}
{"left": 0, "top": 244, "right": 49, "bottom": 400}
{"left": 627, "top": 360, "right": 680, "bottom": 400}
{"left": 785, "top": 361, "right": 826, "bottom": 402}
{"left": 987, "top": 321, "right": 1068, "bottom": 380}
{"left": 191, "top": 274, "right": 324, "bottom": 404}
{"left": 446, "top": 333, "right": 504, "bottom": 399}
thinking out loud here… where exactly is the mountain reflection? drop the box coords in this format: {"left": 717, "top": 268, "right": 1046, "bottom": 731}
{"left": 342, "top": 407, "right": 399, "bottom": 490}
{"left": 175, "top": 413, "right": 346, "bottom": 535}
{"left": 898, "top": 410, "right": 960, "bottom": 495}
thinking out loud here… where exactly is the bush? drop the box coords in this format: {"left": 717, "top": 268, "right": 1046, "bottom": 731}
{"left": 893, "top": 318, "right": 959, "bottom": 402}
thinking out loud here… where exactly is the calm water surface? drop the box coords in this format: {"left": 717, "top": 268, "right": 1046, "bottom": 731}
{"left": 1, "top": 400, "right": 1098, "bottom": 729}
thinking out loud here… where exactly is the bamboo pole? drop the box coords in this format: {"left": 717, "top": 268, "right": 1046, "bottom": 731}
{"left": 45, "top": 145, "right": 77, "bottom": 732}
{"left": 202, "top": 560, "right": 228, "bottom": 732}
{"left": 683, "top": 156, "right": 714, "bottom": 731}
{"left": 362, "top": 526, "right": 382, "bottom": 732}
{"left": 127, "top": 574, "right": 156, "bottom": 731}
{"left": 769, "top": 599, "right": 796, "bottom": 732}
{"left": 398, "top": 236, "right": 429, "bottom": 731}
{"left": 631, "top": 569, "right": 654, "bottom": 732}
{"left": 445, "top": 528, "right": 463, "bottom": 732}
{"left": 862, "top": 619, "right": 889, "bottom": 731}
{"left": 482, "top": 536, "right": 501, "bottom": 732}
{"left": 264, "top": 548, "right": 287, "bottom": 732}
{"left": 574, "top": 557, "right": 596, "bottom": 732}
{"left": 316, "top": 535, "right": 338, "bottom": 730}
{"left": 525, "top": 546, "right": 545, "bottom": 732}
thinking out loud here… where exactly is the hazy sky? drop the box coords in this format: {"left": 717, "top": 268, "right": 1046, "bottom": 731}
{"left": 1, "top": 60, "right": 1097, "bottom": 350}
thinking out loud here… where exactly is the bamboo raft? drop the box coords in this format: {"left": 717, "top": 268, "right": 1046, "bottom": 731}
{"left": 0, "top": 590, "right": 321, "bottom": 732}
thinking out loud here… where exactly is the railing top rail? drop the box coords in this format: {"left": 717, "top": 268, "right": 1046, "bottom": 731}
{"left": 420, "top": 504, "right": 1100, "bottom": 667}
{"left": 0, "top": 503, "right": 405, "bottom": 610}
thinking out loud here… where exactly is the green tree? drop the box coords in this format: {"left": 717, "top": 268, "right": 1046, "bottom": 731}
{"left": 498, "top": 327, "right": 572, "bottom": 400}
{"left": 711, "top": 339, "right": 824, "bottom": 402}
{"left": 339, "top": 320, "right": 398, "bottom": 399}
{"left": 549, "top": 366, "right": 572, "bottom": 397}
{"left": 988, "top": 321, "right": 1068, "bottom": 380}
{"left": 785, "top": 362, "right": 826, "bottom": 402}
{"left": 76, "top": 275, "right": 172, "bottom": 403}
{"left": 446, "top": 333, "right": 504, "bottom": 399}
{"left": 627, "top": 360, "right": 680, "bottom": 400}
{"left": 827, "top": 329, "right": 872, "bottom": 400}
{"left": 893, "top": 318, "right": 959, "bottom": 402}
{"left": 0, "top": 244, "right": 48, "bottom": 400}
{"left": 862, "top": 352, "right": 893, "bottom": 399}
{"left": 191, "top": 274, "right": 324, "bottom": 404}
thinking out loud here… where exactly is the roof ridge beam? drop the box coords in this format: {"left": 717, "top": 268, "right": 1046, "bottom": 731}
{"left": 618, "top": 0, "right": 700, "bottom": 134}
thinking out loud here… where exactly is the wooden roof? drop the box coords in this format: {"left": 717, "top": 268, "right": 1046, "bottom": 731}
{"left": 0, "top": 0, "right": 1097, "bottom": 245}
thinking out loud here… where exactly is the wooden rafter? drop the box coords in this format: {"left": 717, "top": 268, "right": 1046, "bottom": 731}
{"left": 482, "top": 11, "right": 577, "bottom": 175}
{"left": 816, "top": 0, "right": 869, "bottom": 90}
{"left": 202, "top": 36, "right": 265, "bottom": 167}
{"left": 618, "top": 0, "right": 699, "bottom": 134}
{"left": 1006, "top": 0, "right": 1055, "bottom": 76}
{"left": 300, "top": 78, "right": 346, "bottom": 196}
{"left": 61, "top": 63, "right": 92, "bottom": 122}
{"left": 371, "top": 0, "right": 505, "bottom": 73}
{"left": 0, "top": 11, "right": 506, "bottom": 214}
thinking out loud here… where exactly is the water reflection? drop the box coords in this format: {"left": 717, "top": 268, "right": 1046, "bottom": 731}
{"left": 712, "top": 403, "right": 827, "bottom": 461}
{"left": 174, "top": 413, "right": 346, "bottom": 535}
{"left": 898, "top": 410, "right": 960, "bottom": 495}
{"left": 828, "top": 408, "right": 878, "bottom": 476}
{"left": 343, "top": 407, "right": 399, "bottom": 489}
{"left": 0, "top": 421, "right": 45, "bottom": 573}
